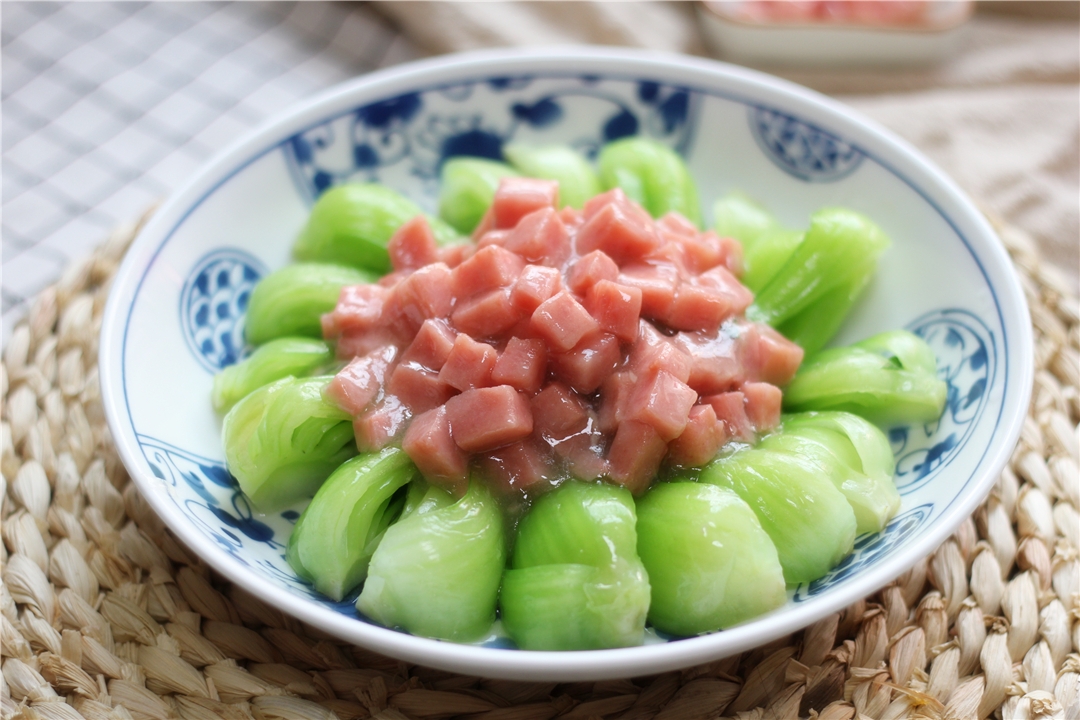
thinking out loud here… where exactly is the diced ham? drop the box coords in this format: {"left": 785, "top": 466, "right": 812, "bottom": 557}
{"left": 623, "top": 368, "right": 698, "bottom": 442}
{"left": 476, "top": 229, "right": 512, "bottom": 249}
{"left": 667, "top": 283, "right": 739, "bottom": 332}
{"left": 657, "top": 212, "right": 698, "bottom": 238}
{"left": 451, "top": 288, "right": 521, "bottom": 338}
{"left": 316, "top": 180, "right": 790, "bottom": 501}
{"left": 606, "top": 420, "right": 667, "bottom": 495}
{"left": 480, "top": 439, "right": 553, "bottom": 494}
{"left": 321, "top": 284, "right": 386, "bottom": 339}
{"left": 503, "top": 207, "right": 571, "bottom": 266}
{"left": 704, "top": 392, "right": 755, "bottom": 442}
{"left": 683, "top": 230, "right": 726, "bottom": 273}
{"left": 438, "top": 243, "right": 475, "bottom": 268}
{"left": 451, "top": 245, "right": 525, "bottom": 300}
{"left": 742, "top": 381, "right": 782, "bottom": 433}
{"left": 530, "top": 292, "right": 599, "bottom": 352}
{"left": 597, "top": 371, "right": 636, "bottom": 434}
{"left": 582, "top": 188, "right": 628, "bottom": 220}
{"left": 445, "top": 386, "right": 534, "bottom": 452}
{"left": 530, "top": 382, "right": 590, "bottom": 443}
{"left": 693, "top": 265, "right": 753, "bottom": 317}
{"left": 576, "top": 200, "right": 661, "bottom": 263}
{"left": 667, "top": 404, "right": 727, "bottom": 467}
{"left": 628, "top": 325, "right": 692, "bottom": 385}
{"left": 617, "top": 263, "right": 680, "bottom": 320}
{"left": 492, "top": 178, "right": 559, "bottom": 229}
{"left": 554, "top": 433, "right": 609, "bottom": 481}
{"left": 354, "top": 397, "right": 410, "bottom": 452}
{"left": 510, "top": 264, "right": 562, "bottom": 314}
{"left": 676, "top": 330, "right": 742, "bottom": 395}
{"left": 400, "top": 319, "right": 456, "bottom": 371}
{"left": 586, "top": 280, "right": 642, "bottom": 343}
{"left": 386, "top": 364, "right": 455, "bottom": 415}
{"left": 383, "top": 263, "right": 455, "bottom": 332}
{"left": 388, "top": 215, "right": 439, "bottom": 271}
{"left": 438, "top": 334, "right": 497, "bottom": 391}
{"left": 559, "top": 205, "right": 584, "bottom": 229}
{"left": 737, "top": 323, "right": 805, "bottom": 386}
{"left": 491, "top": 337, "right": 547, "bottom": 394}
{"left": 567, "top": 250, "right": 619, "bottom": 295}
{"left": 324, "top": 345, "right": 397, "bottom": 415}
{"left": 549, "top": 332, "right": 621, "bottom": 394}
{"left": 402, "top": 406, "right": 468, "bottom": 496}
{"left": 336, "top": 326, "right": 411, "bottom": 360}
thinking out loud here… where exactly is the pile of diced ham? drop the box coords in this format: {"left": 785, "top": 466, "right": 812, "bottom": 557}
{"left": 321, "top": 178, "right": 804, "bottom": 497}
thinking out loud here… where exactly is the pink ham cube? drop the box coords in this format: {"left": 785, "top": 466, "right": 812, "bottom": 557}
{"left": 576, "top": 200, "right": 661, "bottom": 263}
{"left": 530, "top": 292, "right": 599, "bottom": 352}
{"left": 582, "top": 188, "right": 628, "bottom": 220}
{"left": 492, "top": 178, "right": 559, "bottom": 229}
{"left": 586, "top": 280, "right": 641, "bottom": 343}
{"left": 388, "top": 215, "right": 439, "bottom": 271}
{"left": 676, "top": 330, "right": 742, "bottom": 395}
{"left": 383, "top": 263, "right": 454, "bottom": 332}
{"left": 336, "top": 325, "right": 412, "bottom": 360}
{"left": 566, "top": 250, "right": 619, "bottom": 295}
{"left": 704, "top": 391, "right": 755, "bottom": 442}
{"left": 451, "top": 245, "right": 525, "bottom": 300}
{"left": 617, "top": 263, "right": 680, "bottom": 320}
{"left": 554, "top": 433, "right": 609, "bottom": 481}
{"left": 402, "top": 406, "right": 468, "bottom": 497}
{"left": 445, "top": 385, "right": 534, "bottom": 452}
{"left": 693, "top": 265, "right": 753, "bottom": 317}
{"left": 510, "top": 265, "right": 561, "bottom": 314}
{"left": 438, "top": 334, "right": 497, "bottom": 391}
{"left": 667, "top": 283, "right": 738, "bottom": 332}
{"left": 623, "top": 368, "right": 698, "bottom": 442}
{"left": 354, "top": 397, "right": 410, "bottom": 452}
{"left": 530, "top": 382, "right": 590, "bottom": 442}
{"left": 597, "top": 371, "right": 635, "bottom": 434}
{"left": 438, "top": 243, "right": 475, "bottom": 269}
{"left": 451, "top": 287, "right": 522, "bottom": 338}
{"left": 386, "top": 363, "right": 455, "bottom": 415}
{"left": 321, "top": 284, "right": 386, "bottom": 339}
{"left": 503, "top": 207, "right": 571, "bottom": 266}
{"left": 480, "top": 439, "right": 553, "bottom": 495}
{"left": 737, "top": 323, "right": 805, "bottom": 386}
{"left": 324, "top": 345, "right": 397, "bottom": 415}
{"left": 549, "top": 332, "right": 621, "bottom": 394}
{"left": 606, "top": 420, "right": 667, "bottom": 495}
{"left": 667, "top": 404, "right": 728, "bottom": 467}
{"left": 491, "top": 337, "right": 547, "bottom": 394}
{"left": 400, "top": 319, "right": 457, "bottom": 371}
{"left": 628, "top": 326, "right": 692, "bottom": 385}
{"left": 742, "top": 381, "right": 782, "bottom": 433}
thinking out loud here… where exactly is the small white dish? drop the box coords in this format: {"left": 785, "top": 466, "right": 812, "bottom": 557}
{"left": 698, "top": 1, "right": 974, "bottom": 68}
{"left": 99, "top": 47, "right": 1032, "bottom": 681}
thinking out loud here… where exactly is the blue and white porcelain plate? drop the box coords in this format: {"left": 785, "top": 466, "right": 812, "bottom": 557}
{"left": 99, "top": 48, "right": 1032, "bottom": 681}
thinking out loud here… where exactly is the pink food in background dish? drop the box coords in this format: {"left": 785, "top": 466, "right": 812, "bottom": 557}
{"left": 321, "top": 178, "right": 804, "bottom": 498}
{"left": 718, "top": 0, "right": 933, "bottom": 26}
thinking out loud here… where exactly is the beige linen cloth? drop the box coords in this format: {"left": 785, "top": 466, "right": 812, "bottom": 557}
{"left": 374, "top": 1, "right": 1080, "bottom": 291}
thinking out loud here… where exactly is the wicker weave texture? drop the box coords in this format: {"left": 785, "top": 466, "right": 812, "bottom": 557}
{"left": 1, "top": 213, "right": 1077, "bottom": 720}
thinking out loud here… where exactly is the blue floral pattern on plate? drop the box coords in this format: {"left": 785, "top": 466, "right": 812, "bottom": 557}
{"left": 793, "top": 503, "right": 933, "bottom": 601}
{"left": 283, "top": 76, "right": 700, "bottom": 203}
{"left": 748, "top": 106, "right": 864, "bottom": 182}
{"left": 179, "top": 249, "right": 265, "bottom": 372}
{"left": 890, "top": 309, "right": 996, "bottom": 495}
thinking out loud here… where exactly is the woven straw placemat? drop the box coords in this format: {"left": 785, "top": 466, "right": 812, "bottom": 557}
{"left": 1, "top": 212, "right": 1077, "bottom": 720}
